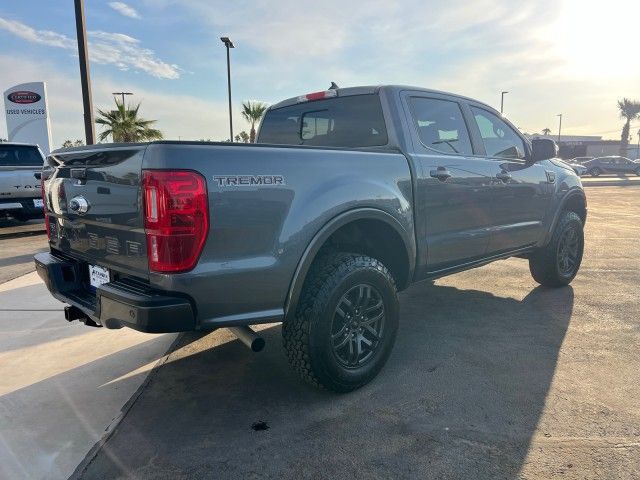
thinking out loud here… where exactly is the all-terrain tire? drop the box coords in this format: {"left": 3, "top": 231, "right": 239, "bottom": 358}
{"left": 282, "top": 253, "right": 399, "bottom": 392}
{"left": 529, "top": 211, "right": 584, "bottom": 287}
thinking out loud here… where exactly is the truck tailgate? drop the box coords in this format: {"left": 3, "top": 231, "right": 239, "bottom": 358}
{"left": 44, "top": 145, "right": 149, "bottom": 279}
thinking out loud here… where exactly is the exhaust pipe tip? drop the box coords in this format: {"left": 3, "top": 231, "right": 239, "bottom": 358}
{"left": 64, "top": 305, "right": 85, "bottom": 322}
{"left": 229, "top": 326, "right": 265, "bottom": 353}
{"left": 250, "top": 336, "right": 266, "bottom": 353}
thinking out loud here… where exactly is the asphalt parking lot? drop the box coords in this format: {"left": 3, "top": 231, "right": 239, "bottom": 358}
{"left": 1, "top": 185, "right": 639, "bottom": 479}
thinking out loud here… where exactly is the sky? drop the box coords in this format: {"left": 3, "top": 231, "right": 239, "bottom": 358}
{"left": 1, "top": 0, "right": 639, "bottom": 148}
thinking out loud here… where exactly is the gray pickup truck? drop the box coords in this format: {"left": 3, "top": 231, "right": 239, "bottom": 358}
{"left": 35, "top": 85, "right": 586, "bottom": 391}
{"left": 0, "top": 143, "right": 46, "bottom": 220}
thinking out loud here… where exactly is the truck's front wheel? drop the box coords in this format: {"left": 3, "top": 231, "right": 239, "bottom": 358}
{"left": 529, "top": 211, "right": 584, "bottom": 287}
{"left": 283, "top": 253, "right": 399, "bottom": 392}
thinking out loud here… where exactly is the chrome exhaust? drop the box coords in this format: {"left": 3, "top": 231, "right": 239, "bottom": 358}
{"left": 229, "top": 326, "right": 265, "bottom": 352}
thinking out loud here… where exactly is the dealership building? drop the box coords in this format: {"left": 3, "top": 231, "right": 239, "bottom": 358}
{"left": 527, "top": 134, "right": 640, "bottom": 160}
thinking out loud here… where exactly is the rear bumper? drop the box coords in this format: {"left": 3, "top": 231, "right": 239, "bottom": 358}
{"left": 34, "top": 252, "right": 196, "bottom": 333}
{"left": 0, "top": 198, "right": 43, "bottom": 218}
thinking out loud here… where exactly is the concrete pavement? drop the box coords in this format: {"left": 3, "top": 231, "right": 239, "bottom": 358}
{"left": 0, "top": 219, "right": 48, "bottom": 284}
{"left": 0, "top": 273, "right": 178, "bottom": 480}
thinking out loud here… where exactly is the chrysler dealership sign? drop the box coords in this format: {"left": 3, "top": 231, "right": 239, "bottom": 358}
{"left": 4, "top": 82, "right": 52, "bottom": 155}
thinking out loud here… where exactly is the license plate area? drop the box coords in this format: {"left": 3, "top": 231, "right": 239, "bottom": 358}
{"left": 88, "top": 264, "right": 110, "bottom": 291}
{"left": 33, "top": 198, "right": 44, "bottom": 208}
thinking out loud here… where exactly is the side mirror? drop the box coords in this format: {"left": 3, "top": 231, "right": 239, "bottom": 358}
{"left": 531, "top": 138, "right": 558, "bottom": 162}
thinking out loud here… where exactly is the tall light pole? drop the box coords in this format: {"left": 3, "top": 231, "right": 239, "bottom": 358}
{"left": 220, "top": 36, "right": 234, "bottom": 141}
{"left": 557, "top": 114, "right": 563, "bottom": 143}
{"left": 112, "top": 91, "right": 132, "bottom": 106}
{"left": 74, "top": 0, "right": 95, "bottom": 145}
{"left": 500, "top": 91, "right": 508, "bottom": 114}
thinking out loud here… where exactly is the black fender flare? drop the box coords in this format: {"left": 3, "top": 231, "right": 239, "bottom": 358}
{"left": 543, "top": 188, "right": 587, "bottom": 245}
{"left": 283, "top": 207, "right": 415, "bottom": 321}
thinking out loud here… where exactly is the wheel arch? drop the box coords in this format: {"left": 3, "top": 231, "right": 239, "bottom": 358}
{"left": 284, "top": 208, "right": 415, "bottom": 321}
{"left": 544, "top": 189, "right": 587, "bottom": 245}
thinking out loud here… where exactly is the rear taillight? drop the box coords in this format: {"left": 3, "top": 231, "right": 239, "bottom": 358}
{"left": 142, "top": 170, "right": 209, "bottom": 273}
{"left": 41, "top": 177, "right": 50, "bottom": 239}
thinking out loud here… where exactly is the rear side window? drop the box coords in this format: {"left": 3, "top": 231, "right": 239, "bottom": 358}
{"left": 409, "top": 97, "right": 473, "bottom": 155}
{"left": 471, "top": 107, "right": 526, "bottom": 159}
{"left": 0, "top": 145, "right": 43, "bottom": 167}
{"left": 258, "top": 94, "right": 388, "bottom": 148}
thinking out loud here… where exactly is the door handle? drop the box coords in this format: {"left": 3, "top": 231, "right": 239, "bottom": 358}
{"left": 495, "top": 170, "right": 512, "bottom": 183}
{"left": 430, "top": 167, "right": 452, "bottom": 182}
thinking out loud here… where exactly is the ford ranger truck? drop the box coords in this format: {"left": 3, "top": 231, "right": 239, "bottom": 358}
{"left": 0, "top": 143, "right": 46, "bottom": 220}
{"left": 35, "top": 85, "right": 586, "bottom": 392}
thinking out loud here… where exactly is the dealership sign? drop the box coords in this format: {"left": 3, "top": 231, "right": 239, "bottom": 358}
{"left": 4, "top": 82, "right": 52, "bottom": 155}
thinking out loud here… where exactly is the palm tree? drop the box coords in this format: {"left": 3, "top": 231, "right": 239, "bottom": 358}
{"left": 96, "top": 100, "right": 163, "bottom": 143}
{"left": 617, "top": 98, "right": 640, "bottom": 155}
{"left": 542, "top": 128, "right": 552, "bottom": 136}
{"left": 234, "top": 131, "right": 250, "bottom": 143}
{"left": 241, "top": 101, "right": 268, "bottom": 143}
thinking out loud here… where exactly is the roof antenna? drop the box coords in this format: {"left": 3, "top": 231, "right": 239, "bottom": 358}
{"left": 329, "top": 82, "right": 339, "bottom": 90}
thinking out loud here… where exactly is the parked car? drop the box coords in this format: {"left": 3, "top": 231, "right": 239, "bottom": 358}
{"left": 35, "top": 85, "right": 586, "bottom": 392}
{"left": 583, "top": 156, "right": 640, "bottom": 176}
{"left": 0, "top": 142, "right": 46, "bottom": 220}
{"left": 569, "top": 156, "right": 593, "bottom": 165}
{"left": 562, "top": 160, "right": 587, "bottom": 176}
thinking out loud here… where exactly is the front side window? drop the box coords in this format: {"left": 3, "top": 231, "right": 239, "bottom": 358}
{"left": 409, "top": 97, "right": 472, "bottom": 155}
{"left": 471, "top": 106, "right": 526, "bottom": 159}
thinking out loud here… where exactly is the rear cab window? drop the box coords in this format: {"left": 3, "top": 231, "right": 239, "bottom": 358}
{"left": 408, "top": 97, "right": 473, "bottom": 155}
{"left": 0, "top": 145, "right": 43, "bottom": 167}
{"left": 258, "top": 94, "right": 388, "bottom": 148}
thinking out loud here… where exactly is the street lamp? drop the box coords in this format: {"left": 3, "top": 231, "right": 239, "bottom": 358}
{"left": 220, "top": 36, "right": 234, "bottom": 141}
{"left": 557, "top": 114, "right": 563, "bottom": 143}
{"left": 500, "top": 91, "right": 508, "bottom": 114}
{"left": 112, "top": 91, "right": 132, "bottom": 106}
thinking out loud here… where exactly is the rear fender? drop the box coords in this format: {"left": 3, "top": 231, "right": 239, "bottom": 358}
{"left": 284, "top": 208, "right": 415, "bottom": 321}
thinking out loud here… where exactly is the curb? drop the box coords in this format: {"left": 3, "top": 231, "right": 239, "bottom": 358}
{"left": 0, "top": 227, "right": 46, "bottom": 240}
{"left": 581, "top": 180, "right": 640, "bottom": 187}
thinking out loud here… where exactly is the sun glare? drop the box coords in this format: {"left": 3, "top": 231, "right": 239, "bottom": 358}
{"left": 556, "top": 0, "right": 640, "bottom": 76}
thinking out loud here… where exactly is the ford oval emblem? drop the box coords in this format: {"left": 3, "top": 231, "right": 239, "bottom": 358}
{"left": 69, "top": 196, "right": 90, "bottom": 215}
{"left": 7, "top": 91, "right": 42, "bottom": 104}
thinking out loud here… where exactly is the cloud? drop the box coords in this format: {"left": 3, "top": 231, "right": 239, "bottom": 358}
{"left": 89, "top": 31, "right": 182, "bottom": 79}
{"left": 0, "top": 17, "right": 75, "bottom": 49}
{"left": 108, "top": 2, "right": 141, "bottom": 19}
{"left": 0, "top": 16, "right": 180, "bottom": 79}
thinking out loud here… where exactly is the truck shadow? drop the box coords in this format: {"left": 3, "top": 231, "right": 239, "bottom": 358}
{"left": 80, "top": 281, "right": 574, "bottom": 479}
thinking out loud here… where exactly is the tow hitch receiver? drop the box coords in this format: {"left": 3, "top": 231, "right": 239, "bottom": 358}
{"left": 64, "top": 305, "right": 102, "bottom": 328}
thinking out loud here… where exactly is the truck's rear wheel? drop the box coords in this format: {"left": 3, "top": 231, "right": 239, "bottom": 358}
{"left": 529, "top": 211, "right": 584, "bottom": 287}
{"left": 283, "top": 253, "right": 399, "bottom": 392}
